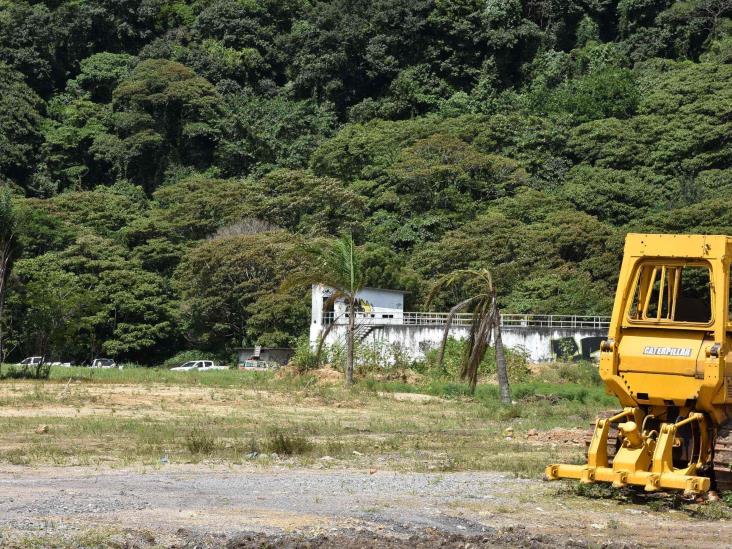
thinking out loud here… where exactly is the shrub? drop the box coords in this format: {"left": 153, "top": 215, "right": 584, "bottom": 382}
{"left": 557, "top": 361, "right": 602, "bottom": 385}
{"left": 290, "top": 335, "right": 319, "bottom": 373}
{"left": 186, "top": 426, "right": 216, "bottom": 455}
{"left": 722, "top": 491, "right": 732, "bottom": 508}
{"left": 423, "top": 337, "right": 531, "bottom": 382}
{"left": 351, "top": 340, "right": 421, "bottom": 377}
{"left": 0, "top": 362, "right": 51, "bottom": 380}
{"left": 687, "top": 501, "right": 732, "bottom": 520}
{"left": 264, "top": 429, "right": 312, "bottom": 455}
{"left": 310, "top": 338, "right": 422, "bottom": 377}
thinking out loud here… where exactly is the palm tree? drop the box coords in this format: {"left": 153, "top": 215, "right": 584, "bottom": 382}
{"left": 286, "top": 232, "right": 364, "bottom": 385}
{"left": 428, "top": 269, "right": 511, "bottom": 403}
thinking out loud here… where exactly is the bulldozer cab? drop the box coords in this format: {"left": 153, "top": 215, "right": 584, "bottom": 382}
{"left": 619, "top": 260, "right": 714, "bottom": 385}
{"left": 602, "top": 234, "right": 731, "bottom": 420}
{"left": 547, "top": 234, "right": 732, "bottom": 495}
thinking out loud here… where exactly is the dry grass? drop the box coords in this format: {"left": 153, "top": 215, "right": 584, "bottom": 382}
{"left": 1, "top": 526, "right": 126, "bottom": 549}
{"left": 0, "top": 368, "right": 600, "bottom": 476}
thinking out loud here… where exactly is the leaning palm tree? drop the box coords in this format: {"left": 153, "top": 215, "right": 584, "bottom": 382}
{"left": 427, "top": 269, "right": 511, "bottom": 403}
{"left": 285, "top": 232, "right": 365, "bottom": 385}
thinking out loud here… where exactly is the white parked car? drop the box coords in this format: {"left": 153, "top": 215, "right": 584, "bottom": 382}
{"left": 170, "top": 360, "right": 228, "bottom": 372}
{"left": 17, "top": 356, "right": 72, "bottom": 367}
{"left": 91, "top": 358, "right": 117, "bottom": 369}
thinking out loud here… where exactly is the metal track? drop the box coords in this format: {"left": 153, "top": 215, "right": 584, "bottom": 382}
{"left": 714, "top": 421, "right": 732, "bottom": 493}
{"left": 584, "top": 413, "right": 732, "bottom": 494}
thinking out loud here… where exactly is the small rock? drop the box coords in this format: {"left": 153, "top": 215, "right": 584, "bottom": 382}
{"left": 369, "top": 468, "right": 378, "bottom": 475}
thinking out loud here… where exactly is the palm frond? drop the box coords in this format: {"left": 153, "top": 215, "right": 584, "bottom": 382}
{"left": 322, "top": 288, "right": 350, "bottom": 311}
{"left": 461, "top": 299, "right": 494, "bottom": 391}
{"left": 427, "top": 269, "right": 493, "bottom": 308}
{"left": 430, "top": 267, "right": 509, "bottom": 398}
{"left": 280, "top": 232, "right": 364, "bottom": 297}
{"left": 436, "top": 295, "right": 479, "bottom": 369}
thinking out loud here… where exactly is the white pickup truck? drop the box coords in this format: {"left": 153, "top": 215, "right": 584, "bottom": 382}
{"left": 18, "top": 356, "right": 44, "bottom": 366}
{"left": 170, "top": 360, "right": 228, "bottom": 372}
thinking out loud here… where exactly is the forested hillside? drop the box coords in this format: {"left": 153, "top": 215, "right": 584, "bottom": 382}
{"left": 0, "top": 0, "right": 730, "bottom": 363}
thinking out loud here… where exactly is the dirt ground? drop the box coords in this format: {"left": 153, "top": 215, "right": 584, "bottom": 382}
{"left": 0, "top": 379, "right": 730, "bottom": 547}
{"left": 0, "top": 464, "right": 730, "bottom": 548}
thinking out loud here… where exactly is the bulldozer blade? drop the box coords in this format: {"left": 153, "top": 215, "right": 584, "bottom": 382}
{"left": 545, "top": 464, "right": 711, "bottom": 494}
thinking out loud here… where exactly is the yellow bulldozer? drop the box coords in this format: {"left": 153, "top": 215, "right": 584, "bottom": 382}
{"left": 546, "top": 233, "right": 732, "bottom": 496}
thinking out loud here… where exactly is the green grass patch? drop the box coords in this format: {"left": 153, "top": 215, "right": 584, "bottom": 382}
{"left": 46, "top": 365, "right": 276, "bottom": 387}
{"left": 0, "top": 363, "right": 616, "bottom": 474}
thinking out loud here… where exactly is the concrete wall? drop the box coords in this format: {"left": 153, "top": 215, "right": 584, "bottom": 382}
{"left": 237, "top": 348, "right": 294, "bottom": 366}
{"left": 317, "top": 324, "right": 607, "bottom": 363}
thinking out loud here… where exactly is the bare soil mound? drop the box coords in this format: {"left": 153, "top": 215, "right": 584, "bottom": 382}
{"left": 309, "top": 367, "right": 344, "bottom": 383}
{"left": 526, "top": 427, "right": 587, "bottom": 445}
{"left": 378, "top": 391, "right": 443, "bottom": 403}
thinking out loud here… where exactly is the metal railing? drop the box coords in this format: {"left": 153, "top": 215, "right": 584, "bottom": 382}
{"left": 501, "top": 314, "right": 610, "bottom": 329}
{"left": 320, "top": 312, "right": 609, "bottom": 330}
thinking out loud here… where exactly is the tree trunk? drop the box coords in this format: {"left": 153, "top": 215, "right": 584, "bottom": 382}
{"left": 494, "top": 307, "right": 511, "bottom": 405}
{"left": 0, "top": 291, "right": 4, "bottom": 373}
{"left": 345, "top": 301, "right": 355, "bottom": 385}
{"left": 0, "top": 261, "right": 6, "bottom": 374}
{"left": 0, "top": 291, "right": 4, "bottom": 376}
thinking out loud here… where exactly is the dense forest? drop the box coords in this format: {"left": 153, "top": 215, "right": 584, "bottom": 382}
{"left": 0, "top": 0, "right": 730, "bottom": 364}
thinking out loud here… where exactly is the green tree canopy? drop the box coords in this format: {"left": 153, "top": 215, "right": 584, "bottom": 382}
{"left": 0, "top": 0, "right": 730, "bottom": 364}
{"left": 174, "top": 230, "right": 307, "bottom": 351}
{"left": 0, "top": 63, "right": 44, "bottom": 188}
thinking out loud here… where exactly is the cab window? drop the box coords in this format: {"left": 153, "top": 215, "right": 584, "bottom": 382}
{"left": 628, "top": 263, "right": 711, "bottom": 323}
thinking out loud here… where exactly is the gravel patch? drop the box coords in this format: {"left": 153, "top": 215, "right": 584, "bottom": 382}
{"left": 0, "top": 465, "right": 727, "bottom": 548}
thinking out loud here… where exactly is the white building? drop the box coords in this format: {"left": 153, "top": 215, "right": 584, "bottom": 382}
{"left": 309, "top": 285, "right": 407, "bottom": 342}
{"left": 309, "top": 285, "right": 609, "bottom": 362}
